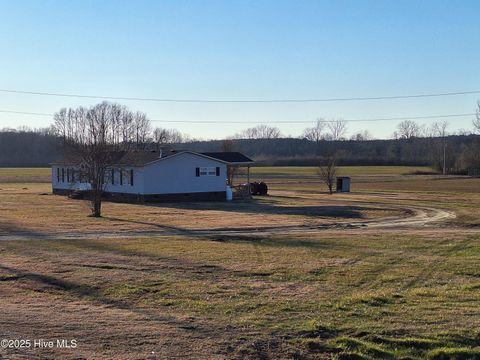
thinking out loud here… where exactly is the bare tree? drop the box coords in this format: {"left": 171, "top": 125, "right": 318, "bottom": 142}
{"left": 152, "top": 127, "right": 169, "bottom": 148}
{"left": 314, "top": 119, "right": 345, "bottom": 192}
{"left": 236, "top": 124, "right": 282, "bottom": 139}
{"left": 456, "top": 129, "right": 471, "bottom": 136}
{"left": 318, "top": 152, "right": 337, "bottom": 194}
{"left": 396, "top": 120, "right": 420, "bottom": 139}
{"left": 474, "top": 101, "right": 480, "bottom": 133}
{"left": 421, "top": 123, "right": 437, "bottom": 138}
{"left": 302, "top": 119, "right": 326, "bottom": 142}
{"left": 133, "top": 111, "right": 151, "bottom": 146}
{"left": 54, "top": 102, "right": 150, "bottom": 217}
{"left": 327, "top": 119, "right": 347, "bottom": 141}
{"left": 350, "top": 130, "right": 373, "bottom": 141}
{"left": 152, "top": 127, "right": 186, "bottom": 148}
{"left": 166, "top": 129, "right": 185, "bottom": 143}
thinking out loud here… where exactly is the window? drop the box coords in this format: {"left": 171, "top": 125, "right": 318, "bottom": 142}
{"left": 56, "top": 168, "right": 60, "bottom": 182}
{"left": 71, "top": 169, "right": 75, "bottom": 183}
{"left": 208, "top": 168, "right": 216, "bottom": 176}
{"left": 117, "top": 169, "right": 133, "bottom": 186}
{"left": 79, "top": 166, "right": 87, "bottom": 183}
{"left": 197, "top": 167, "right": 219, "bottom": 177}
{"left": 111, "top": 169, "right": 115, "bottom": 185}
{"left": 61, "top": 168, "right": 65, "bottom": 182}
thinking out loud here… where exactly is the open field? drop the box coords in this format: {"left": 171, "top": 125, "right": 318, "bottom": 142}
{"left": 0, "top": 168, "right": 51, "bottom": 183}
{"left": 0, "top": 165, "right": 435, "bottom": 183}
{"left": 1, "top": 167, "right": 480, "bottom": 359}
{"left": 250, "top": 166, "right": 434, "bottom": 176}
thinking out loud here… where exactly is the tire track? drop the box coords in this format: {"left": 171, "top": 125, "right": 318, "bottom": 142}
{"left": 0, "top": 202, "right": 457, "bottom": 241}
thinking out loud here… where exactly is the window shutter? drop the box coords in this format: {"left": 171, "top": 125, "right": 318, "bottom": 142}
{"left": 196, "top": 167, "right": 200, "bottom": 177}
{"left": 130, "top": 169, "right": 134, "bottom": 186}
{"left": 216, "top": 167, "right": 220, "bottom": 176}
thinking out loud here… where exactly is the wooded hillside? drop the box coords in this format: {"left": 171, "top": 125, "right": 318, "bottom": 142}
{"left": 1, "top": 128, "right": 479, "bottom": 172}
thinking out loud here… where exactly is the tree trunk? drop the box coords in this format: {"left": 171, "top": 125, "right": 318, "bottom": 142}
{"left": 91, "top": 191, "right": 102, "bottom": 217}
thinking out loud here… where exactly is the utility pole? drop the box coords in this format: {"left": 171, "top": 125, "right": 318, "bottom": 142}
{"left": 435, "top": 121, "right": 448, "bottom": 176}
{"left": 443, "top": 134, "right": 446, "bottom": 175}
{"left": 441, "top": 123, "right": 448, "bottom": 175}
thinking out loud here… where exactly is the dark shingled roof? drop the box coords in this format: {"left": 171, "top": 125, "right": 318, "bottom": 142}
{"left": 201, "top": 152, "right": 254, "bottom": 164}
{"left": 52, "top": 150, "right": 166, "bottom": 166}
{"left": 114, "top": 151, "right": 165, "bottom": 165}
{"left": 52, "top": 150, "right": 253, "bottom": 166}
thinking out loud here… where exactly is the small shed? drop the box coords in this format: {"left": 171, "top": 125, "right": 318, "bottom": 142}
{"left": 336, "top": 177, "right": 351, "bottom": 193}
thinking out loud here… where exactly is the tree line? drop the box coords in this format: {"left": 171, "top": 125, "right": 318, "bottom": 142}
{"left": 1, "top": 101, "right": 478, "bottom": 214}
{"left": 1, "top": 101, "right": 479, "bottom": 174}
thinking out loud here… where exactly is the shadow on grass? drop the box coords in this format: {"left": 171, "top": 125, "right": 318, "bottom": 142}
{"left": 0, "top": 220, "right": 50, "bottom": 239}
{"left": 101, "top": 198, "right": 387, "bottom": 235}
{"left": 0, "top": 263, "right": 227, "bottom": 337}
{"left": 141, "top": 199, "right": 376, "bottom": 219}
{"left": 205, "top": 234, "right": 332, "bottom": 250}
{"left": 102, "top": 216, "right": 193, "bottom": 235}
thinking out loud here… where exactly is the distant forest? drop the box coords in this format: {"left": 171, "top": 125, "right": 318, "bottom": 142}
{"left": 1, "top": 128, "right": 479, "bottom": 172}
{"left": 0, "top": 129, "right": 61, "bottom": 167}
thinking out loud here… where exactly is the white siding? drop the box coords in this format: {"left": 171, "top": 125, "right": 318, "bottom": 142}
{"left": 51, "top": 165, "right": 82, "bottom": 191}
{"left": 51, "top": 165, "right": 144, "bottom": 194}
{"left": 105, "top": 167, "right": 145, "bottom": 194}
{"left": 51, "top": 152, "right": 227, "bottom": 195}
{"left": 143, "top": 153, "right": 226, "bottom": 194}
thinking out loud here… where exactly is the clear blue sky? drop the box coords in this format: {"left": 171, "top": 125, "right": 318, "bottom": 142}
{"left": 1, "top": 0, "right": 479, "bottom": 139}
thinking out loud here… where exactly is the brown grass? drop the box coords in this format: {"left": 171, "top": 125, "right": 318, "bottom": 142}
{"left": 0, "top": 183, "right": 406, "bottom": 236}
{"left": 0, "top": 167, "right": 480, "bottom": 359}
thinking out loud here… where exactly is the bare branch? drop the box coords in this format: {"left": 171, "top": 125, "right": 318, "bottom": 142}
{"left": 302, "top": 119, "right": 326, "bottom": 142}
{"left": 395, "top": 120, "right": 421, "bottom": 139}
{"left": 327, "top": 119, "right": 347, "bottom": 141}
{"left": 53, "top": 102, "right": 150, "bottom": 217}
{"left": 235, "top": 124, "right": 282, "bottom": 139}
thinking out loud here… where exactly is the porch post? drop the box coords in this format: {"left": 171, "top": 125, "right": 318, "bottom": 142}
{"left": 247, "top": 165, "right": 251, "bottom": 199}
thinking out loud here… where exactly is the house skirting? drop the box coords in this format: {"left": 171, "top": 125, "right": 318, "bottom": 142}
{"left": 52, "top": 188, "right": 73, "bottom": 196}
{"left": 52, "top": 188, "right": 227, "bottom": 202}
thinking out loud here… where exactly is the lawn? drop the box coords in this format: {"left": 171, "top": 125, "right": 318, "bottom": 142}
{"left": 0, "top": 166, "right": 479, "bottom": 359}
{"left": 0, "top": 167, "right": 50, "bottom": 183}
{"left": 1, "top": 232, "right": 480, "bottom": 359}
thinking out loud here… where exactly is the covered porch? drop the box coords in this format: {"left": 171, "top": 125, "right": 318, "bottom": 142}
{"left": 200, "top": 152, "right": 255, "bottom": 200}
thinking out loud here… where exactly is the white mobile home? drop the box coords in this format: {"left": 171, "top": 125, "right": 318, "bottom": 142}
{"left": 52, "top": 150, "right": 254, "bottom": 202}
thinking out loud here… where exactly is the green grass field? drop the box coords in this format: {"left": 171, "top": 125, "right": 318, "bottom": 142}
{"left": 0, "top": 167, "right": 50, "bottom": 183}
{"left": 0, "top": 166, "right": 435, "bottom": 183}
{"left": 251, "top": 165, "right": 434, "bottom": 176}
